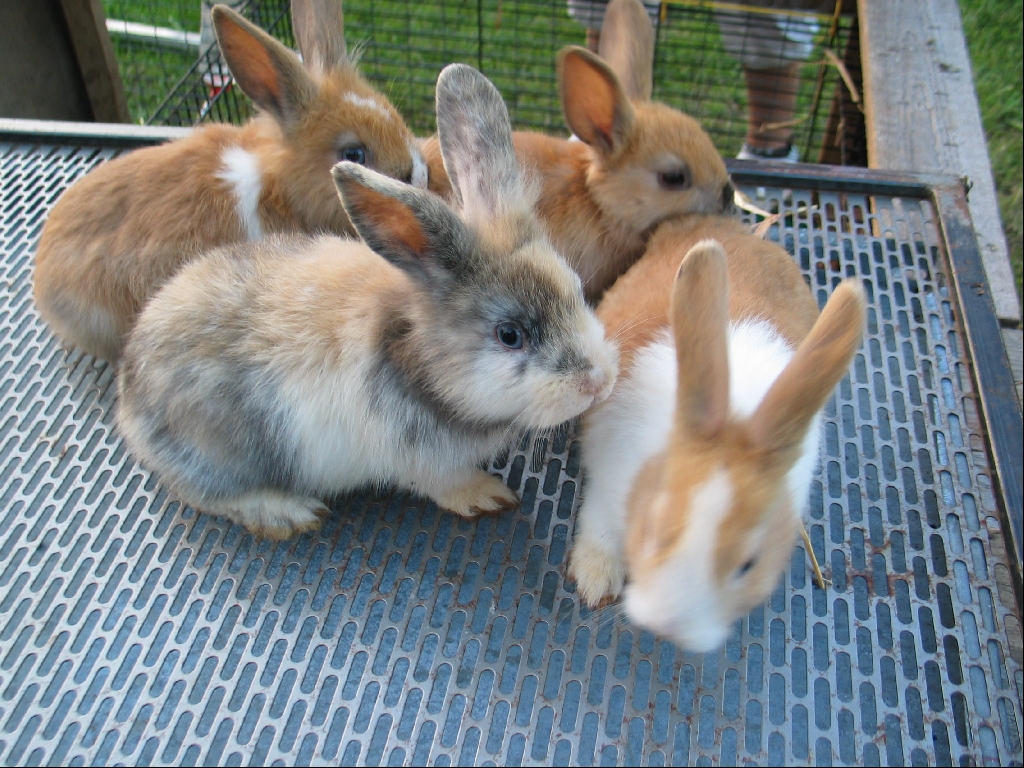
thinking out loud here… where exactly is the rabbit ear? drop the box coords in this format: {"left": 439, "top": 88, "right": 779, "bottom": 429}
{"left": 213, "top": 5, "right": 316, "bottom": 130}
{"left": 598, "top": 0, "right": 654, "bottom": 101}
{"left": 670, "top": 240, "right": 731, "bottom": 440}
{"left": 291, "top": 0, "right": 348, "bottom": 74}
{"left": 332, "top": 161, "right": 469, "bottom": 284}
{"left": 434, "top": 64, "right": 527, "bottom": 222}
{"left": 748, "top": 280, "right": 866, "bottom": 452}
{"left": 558, "top": 46, "right": 636, "bottom": 156}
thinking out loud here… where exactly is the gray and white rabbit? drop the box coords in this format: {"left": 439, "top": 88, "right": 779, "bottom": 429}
{"left": 117, "top": 64, "right": 618, "bottom": 539}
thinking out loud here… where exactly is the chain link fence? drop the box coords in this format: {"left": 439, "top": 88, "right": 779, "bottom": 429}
{"left": 102, "top": 0, "right": 863, "bottom": 164}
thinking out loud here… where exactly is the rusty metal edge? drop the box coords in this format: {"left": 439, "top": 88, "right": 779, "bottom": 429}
{"left": 929, "top": 179, "right": 1024, "bottom": 602}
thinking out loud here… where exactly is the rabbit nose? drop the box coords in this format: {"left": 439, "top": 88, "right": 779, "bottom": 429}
{"left": 581, "top": 364, "right": 611, "bottom": 400}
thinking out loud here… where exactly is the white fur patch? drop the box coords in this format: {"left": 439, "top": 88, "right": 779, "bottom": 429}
{"left": 727, "top": 317, "right": 821, "bottom": 516}
{"left": 625, "top": 468, "right": 734, "bottom": 651}
{"left": 408, "top": 140, "right": 428, "bottom": 189}
{"left": 574, "top": 333, "right": 676, "bottom": 561}
{"left": 727, "top": 319, "right": 793, "bottom": 418}
{"left": 217, "top": 146, "right": 264, "bottom": 241}
{"left": 344, "top": 92, "right": 391, "bottom": 120}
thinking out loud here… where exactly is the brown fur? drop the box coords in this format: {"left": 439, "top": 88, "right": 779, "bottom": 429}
{"left": 424, "top": 101, "right": 732, "bottom": 303}
{"left": 597, "top": 0, "right": 654, "bottom": 101}
{"left": 597, "top": 215, "right": 817, "bottom": 371}
{"left": 33, "top": 3, "right": 423, "bottom": 363}
{"left": 341, "top": 183, "right": 429, "bottom": 257}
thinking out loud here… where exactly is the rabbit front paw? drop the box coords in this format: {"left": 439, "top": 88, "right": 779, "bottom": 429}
{"left": 432, "top": 470, "right": 520, "bottom": 518}
{"left": 204, "top": 491, "right": 328, "bottom": 540}
{"left": 569, "top": 541, "right": 626, "bottom": 608}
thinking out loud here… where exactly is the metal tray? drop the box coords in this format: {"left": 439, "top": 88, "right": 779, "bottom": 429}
{"left": 0, "top": 131, "right": 1020, "bottom": 766}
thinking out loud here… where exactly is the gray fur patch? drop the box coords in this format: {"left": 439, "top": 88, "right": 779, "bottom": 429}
{"left": 435, "top": 64, "right": 522, "bottom": 217}
{"left": 370, "top": 310, "right": 513, "bottom": 446}
{"left": 120, "top": 347, "right": 298, "bottom": 503}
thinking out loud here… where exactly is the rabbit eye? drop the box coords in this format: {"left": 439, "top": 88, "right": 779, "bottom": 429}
{"left": 495, "top": 322, "right": 526, "bottom": 350}
{"left": 338, "top": 146, "right": 367, "bottom": 165}
{"left": 659, "top": 168, "right": 690, "bottom": 190}
{"left": 736, "top": 558, "right": 756, "bottom": 577}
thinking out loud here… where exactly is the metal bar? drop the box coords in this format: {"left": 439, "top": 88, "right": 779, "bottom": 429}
{"left": 105, "top": 19, "right": 201, "bottom": 52}
{"left": 0, "top": 118, "right": 191, "bottom": 148}
{"left": 930, "top": 179, "right": 1024, "bottom": 597}
{"left": 724, "top": 157, "right": 949, "bottom": 197}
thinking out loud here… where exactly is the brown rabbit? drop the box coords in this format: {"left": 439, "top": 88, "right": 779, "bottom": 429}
{"left": 33, "top": 0, "right": 429, "bottom": 363}
{"left": 569, "top": 217, "right": 865, "bottom": 652}
{"left": 422, "top": 0, "right": 734, "bottom": 301}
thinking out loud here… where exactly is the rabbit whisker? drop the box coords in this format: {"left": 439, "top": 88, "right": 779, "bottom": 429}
{"left": 608, "top": 314, "right": 665, "bottom": 343}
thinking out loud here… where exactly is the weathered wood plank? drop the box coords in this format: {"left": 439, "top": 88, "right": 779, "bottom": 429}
{"left": 858, "top": 0, "right": 1020, "bottom": 323}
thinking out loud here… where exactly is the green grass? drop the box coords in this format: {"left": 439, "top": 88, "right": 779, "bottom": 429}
{"left": 959, "top": 0, "right": 1024, "bottom": 319}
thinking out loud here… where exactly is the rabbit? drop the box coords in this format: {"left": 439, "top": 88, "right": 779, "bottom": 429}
{"left": 33, "top": 0, "right": 430, "bottom": 364}
{"left": 568, "top": 215, "right": 865, "bottom": 652}
{"left": 420, "top": 0, "right": 735, "bottom": 302}
{"left": 116, "top": 63, "right": 618, "bottom": 540}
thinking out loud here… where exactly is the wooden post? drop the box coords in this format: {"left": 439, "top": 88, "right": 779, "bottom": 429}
{"left": 0, "top": 0, "right": 128, "bottom": 123}
{"left": 59, "top": 0, "right": 131, "bottom": 123}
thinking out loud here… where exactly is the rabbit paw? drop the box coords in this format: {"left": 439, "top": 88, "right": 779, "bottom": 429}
{"left": 206, "top": 491, "right": 328, "bottom": 540}
{"left": 569, "top": 541, "right": 626, "bottom": 608}
{"left": 434, "top": 471, "right": 520, "bottom": 518}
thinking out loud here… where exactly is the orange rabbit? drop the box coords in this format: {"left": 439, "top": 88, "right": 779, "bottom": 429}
{"left": 422, "top": 0, "right": 734, "bottom": 302}
{"left": 33, "top": 0, "right": 429, "bottom": 363}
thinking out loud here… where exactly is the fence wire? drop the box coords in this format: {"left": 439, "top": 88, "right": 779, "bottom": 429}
{"left": 102, "top": 0, "right": 860, "bottom": 163}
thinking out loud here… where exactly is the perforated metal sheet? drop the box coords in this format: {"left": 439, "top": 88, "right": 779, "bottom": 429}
{"left": 0, "top": 139, "right": 1021, "bottom": 766}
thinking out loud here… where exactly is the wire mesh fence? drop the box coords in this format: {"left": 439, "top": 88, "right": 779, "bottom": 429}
{"left": 103, "top": 0, "right": 204, "bottom": 124}
{"left": 102, "top": 0, "right": 862, "bottom": 163}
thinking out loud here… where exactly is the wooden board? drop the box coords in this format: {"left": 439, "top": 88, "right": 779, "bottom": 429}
{"left": 857, "top": 0, "right": 1020, "bottom": 324}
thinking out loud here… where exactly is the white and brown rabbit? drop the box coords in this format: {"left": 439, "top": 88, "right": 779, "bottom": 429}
{"left": 422, "top": 0, "right": 735, "bottom": 302}
{"left": 569, "top": 217, "right": 865, "bottom": 652}
{"left": 33, "top": 0, "right": 429, "bottom": 363}
{"left": 116, "top": 63, "right": 618, "bottom": 540}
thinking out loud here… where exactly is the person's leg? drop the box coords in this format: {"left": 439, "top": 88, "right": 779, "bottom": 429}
{"left": 742, "top": 62, "right": 802, "bottom": 157}
{"left": 717, "top": 9, "right": 818, "bottom": 161}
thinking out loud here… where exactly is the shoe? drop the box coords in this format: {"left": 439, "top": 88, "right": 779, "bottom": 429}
{"left": 736, "top": 143, "right": 800, "bottom": 162}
